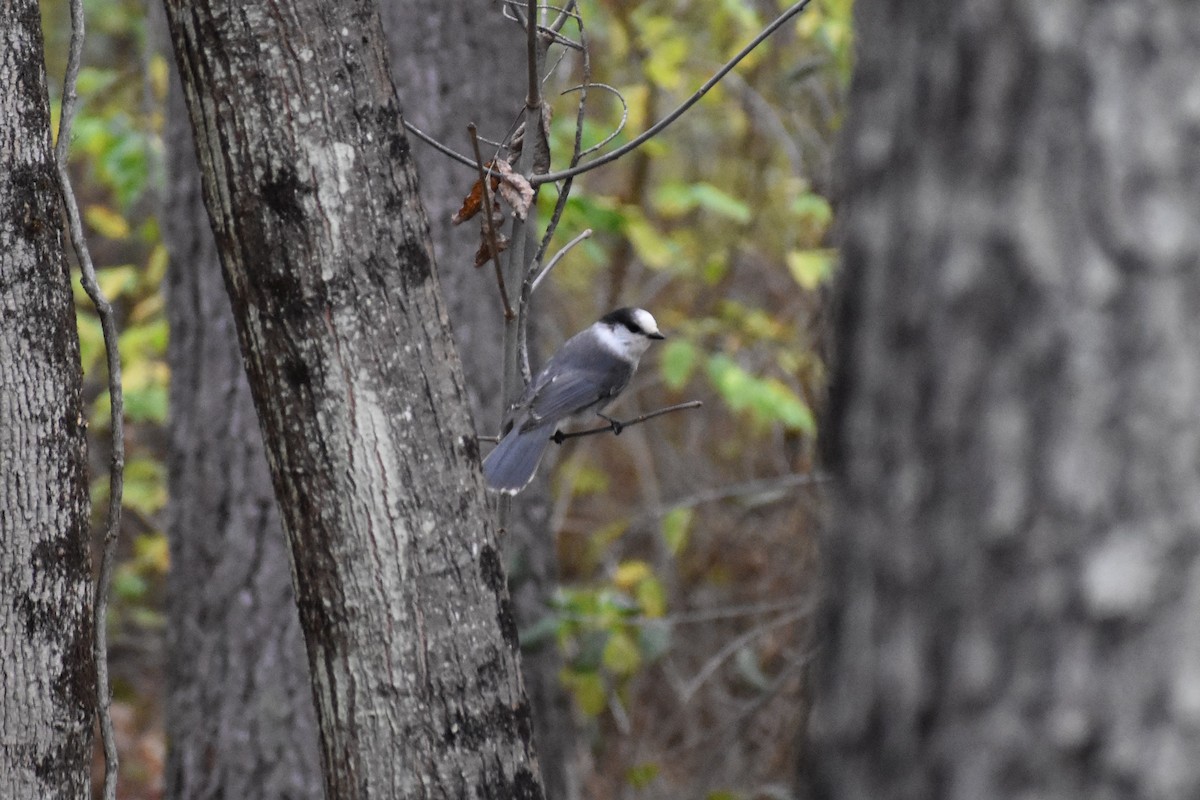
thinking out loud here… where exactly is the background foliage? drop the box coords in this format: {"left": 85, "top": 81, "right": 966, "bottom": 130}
{"left": 40, "top": 0, "right": 851, "bottom": 796}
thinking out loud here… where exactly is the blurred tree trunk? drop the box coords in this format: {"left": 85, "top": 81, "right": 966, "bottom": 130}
{"left": 810, "top": 2, "right": 1200, "bottom": 799}
{"left": 0, "top": 1, "right": 95, "bottom": 796}
{"left": 163, "top": 0, "right": 544, "bottom": 796}
{"left": 161, "top": 55, "right": 323, "bottom": 799}
{"left": 379, "top": 5, "right": 576, "bottom": 797}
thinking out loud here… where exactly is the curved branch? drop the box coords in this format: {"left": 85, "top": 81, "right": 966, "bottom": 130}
{"left": 531, "top": 0, "right": 813, "bottom": 186}
{"left": 531, "top": 228, "right": 591, "bottom": 293}
{"left": 55, "top": 1, "right": 123, "bottom": 798}
{"left": 560, "top": 82, "right": 629, "bottom": 158}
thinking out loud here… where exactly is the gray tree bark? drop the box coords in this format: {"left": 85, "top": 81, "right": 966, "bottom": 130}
{"left": 0, "top": 1, "right": 95, "bottom": 796}
{"left": 810, "top": 2, "right": 1200, "bottom": 799}
{"left": 378, "top": 5, "right": 576, "bottom": 797}
{"left": 161, "top": 57, "right": 323, "bottom": 799}
{"left": 163, "top": 0, "right": 544, "bottom": 796}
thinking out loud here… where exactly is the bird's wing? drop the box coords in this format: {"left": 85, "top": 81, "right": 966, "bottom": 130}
{"left": 520, "top": 347, "right": 634, "bottom": 430}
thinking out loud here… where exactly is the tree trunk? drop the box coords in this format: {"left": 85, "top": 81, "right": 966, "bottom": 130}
{"left": 810, "top": 2, "right": 1200, "bottom": 799}
{"left": 163, "top": 0, "right": 544, "bottom": 796}
{"left": 378, "top": 5, "right": 576, "bottom": 797}
{"left": 161, "top": 53, "right": 323, "bottom": 799}
{"left": 0, "top": 1, "right": 95, "bottom": 796}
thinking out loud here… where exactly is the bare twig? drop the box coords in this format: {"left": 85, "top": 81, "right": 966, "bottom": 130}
{"left": 528, "top": 7, "right": 590, "bottom": 271}
{"left": 550, "top": 400, "right": 703, "bottom": 443}
{"left": 468, "top": 124, "right": 515, "bottom": 320}
{"left": 679, "top": 607, "right": 807, "bottom": 701}
{"left": 554, "top": 593, "right": 816, "bottom": 628}
{"left": 532, "top": 0, "right": 813, "bottom": 186}
{"left": 401, "top": 116, "right": 477, "bottom": 169}
{"left": 55, "top": 1, "right": 123, "bottom": 798}
{"left": 648, "top": 471, "right": 829, "bottom": 516}
{"left": 561, "top": 82, "right": 629, "bottom": 158}
{"left": 530, "top": 228, "right": 591, "bottom": 293}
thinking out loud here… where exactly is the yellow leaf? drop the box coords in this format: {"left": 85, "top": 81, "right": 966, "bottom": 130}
{"left": 613, "top": 560, "right": 652, "bottom": 591}
{"left": 84, "top": 205, "right": 130, "bottom": 239}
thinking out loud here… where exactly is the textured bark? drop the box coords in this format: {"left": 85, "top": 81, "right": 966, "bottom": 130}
{"left": 161, "top": 56, "right": 323, "bottom": 799}
{"left": 163, "top": 0, "right": 544, "bottom": 797}
{"left": 378, "top": 5, "right": 575, "bottom": 797}
{"left": 0, "top": 1, "right": 95, "bottom": 796}
{"left": 810, "top": 2, "right": 1200, "bottom": 799}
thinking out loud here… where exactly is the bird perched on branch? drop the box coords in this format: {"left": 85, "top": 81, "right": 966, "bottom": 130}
{"left": 483, "top": 307, "right": 666, "bottom": 494}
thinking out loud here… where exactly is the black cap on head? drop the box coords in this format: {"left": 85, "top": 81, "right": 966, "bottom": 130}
{"left": 599, "top": 307, "right": 665, "bottom": 339}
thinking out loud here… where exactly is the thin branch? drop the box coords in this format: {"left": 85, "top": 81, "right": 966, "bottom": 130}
{"left": 55, "top": 1, "right": 122, "bottom": 798}
{"left": 649, "top": 471, "right": 829, "bottom": 516}
{"left": 529, "top": 7, "right": 590, "bottom": 270}
{"left": 401, "top": 116, "right": 477, "bottom": 169}
{"left": 553, "top": 593, "right": 816, "bottom": 628}
{"left": 547, "top": 0, "right": 579, "bottom": 33}
{"left": 468, "top": 124, "right": 515, "bottom": 320}
{"left": 530, "top": 228, "right": 591, "bottom": 293}
{"left": 532, "top": 0, "right": 813, "bottom": 186}
{"left": 680, "top": 607, "right": 808, "bottom": 702}
{"left": 524, "top": 0, "right": 540, "bottom": 109}
{"left": 560, "top": 82, "right": 628, "bottom": 158}
{"left": 551, "top": 400, "right": 703, "bottom": 443}
{"left": 501, "top": 0, "right": 581, "bottom": 36}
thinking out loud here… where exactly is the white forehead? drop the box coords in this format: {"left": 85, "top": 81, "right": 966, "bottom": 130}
{"left": 631, "top": 308, "right": 659, "bottom": 334}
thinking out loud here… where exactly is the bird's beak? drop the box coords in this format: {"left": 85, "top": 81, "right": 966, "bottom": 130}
{"left": 649, "top": 331, "right": 666, "bottom": 340}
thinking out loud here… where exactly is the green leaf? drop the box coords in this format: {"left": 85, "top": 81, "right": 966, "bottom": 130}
{"left": 113, "top": 566, "right": 147, "bottom": 601}
{"left": 626, "top": 762, "right": 660, "bottom": 789}
{"left": 624, "top": 213, "right": 675, "bottom": 269}
{"left": 706, "top": 354, "right": 753, "bottom": 412}
{"left": 652, "top": 182, "right": 751, "bottom": 224}
{"left": 691, "top": 183, "right": 751, "bottom": 224}
{"left": 757, "top": 379, "right": 816, "bottom": 434}
{"left": 123, "top": 456, "right": 167, "bottom": 515}
{"left": 706, "top": 355, "right": 816, "bottom": 433}
{"left": 75, "top": 311, "right": 105, "bottom": 374}
{"left": 636, "top": 575, "right": 667, "bottom": 618}
{"left": 786, "top": 248, "right": 836, "bottom": 290}
{"left": 602, "top": 630, "right": 642, "bottom": 676}
{"left": 561, "top": 668, "right": 607, "bottom": 717}
{"left": 661, "top": 507, "right": 694, "bottom": 556}
{"left": 660, "top": 338, "right": 699, "bottom": 390}
{"left": 706, "top": 791, "right": 740, "bottom": 800}
{"left": 791, "top": 192, "right": 833, "bottom": 233}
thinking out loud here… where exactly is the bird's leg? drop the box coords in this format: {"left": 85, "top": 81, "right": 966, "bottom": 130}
{"left": 597, "top": 412, "right": 625, "bottom": 435}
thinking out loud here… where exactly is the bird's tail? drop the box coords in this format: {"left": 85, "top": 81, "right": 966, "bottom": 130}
{"left": 482, "top": 424, "right": 554, "bottom": 494}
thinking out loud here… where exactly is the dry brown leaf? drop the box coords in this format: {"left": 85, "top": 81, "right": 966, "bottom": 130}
{"left": 450, "top": 162, "right": 501, "bottom": 225}
{"left": 492, "top": 160, "right": 535, "bottom": 220}
{"left": 474, "top": 230, "right": 510, "bottom": 268}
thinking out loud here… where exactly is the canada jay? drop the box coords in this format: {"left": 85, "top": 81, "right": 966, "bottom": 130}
{"left": 482, "top": 307, "right": 665, "bottom": 494}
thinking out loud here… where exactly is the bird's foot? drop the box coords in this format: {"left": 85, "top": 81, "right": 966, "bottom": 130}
{"left": 598, "top": 413, "right": 624, "bottom": 436}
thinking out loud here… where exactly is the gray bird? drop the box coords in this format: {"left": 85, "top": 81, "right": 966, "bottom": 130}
{"left": 483, "top": 307, "right": 666, "bottom": 494}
